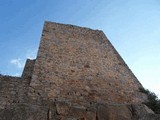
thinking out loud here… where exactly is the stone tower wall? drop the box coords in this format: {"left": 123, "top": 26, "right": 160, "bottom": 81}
{"left": 22, "top": 59, "right": 35, "bottom": 84}
{"left": 29, "top": 22, "right": 146, "bottom": 105}
{"left": 1, "top": 22, "right": 157, "bottom": 120}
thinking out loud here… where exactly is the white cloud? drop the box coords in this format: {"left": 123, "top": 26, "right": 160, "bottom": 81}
{"left": 10, "top": 58, "right": 25, "bottom": 68}
{"left": 26, "top": 49, "right": 37, "bottom": 59}
{"left": 9, "top": 49, "right": 37, "bottom": 70}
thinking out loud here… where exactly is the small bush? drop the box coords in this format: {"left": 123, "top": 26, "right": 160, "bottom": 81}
{"left": 139, "top": 87, "right": 160, "bottom": 114}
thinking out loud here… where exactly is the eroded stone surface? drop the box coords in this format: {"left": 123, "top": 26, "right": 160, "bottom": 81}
{"left": 29, "top": 22, "right": 147, "bottom": 105}
{"left": 0, "top": 21, "right": 159, "bottom": 119}
{"left": 0, "top": 103, "right": 158, "bottom": 120}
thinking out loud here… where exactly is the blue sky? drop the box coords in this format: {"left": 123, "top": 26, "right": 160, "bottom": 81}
{"left": 0, "top": 0, "right": 160, "bottom": 96}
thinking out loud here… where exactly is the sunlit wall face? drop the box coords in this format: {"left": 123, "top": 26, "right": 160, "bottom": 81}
{"left": 0, "top": 0, "right": 160, "bottom": 97}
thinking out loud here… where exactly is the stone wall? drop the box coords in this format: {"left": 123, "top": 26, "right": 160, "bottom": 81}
{"left": 29, "top": 22, "right": 147, "bottom": 105}
{"left": 0, "top": 76, "right": 22, "bottom": 109}
{"left": 0, "top": 102, "right": 158, "bottom": 120}
{"left": 22, "top": 59, "right": 35, "bottom": 84}
{"left": 0, "top": 21, "right": 159, "bottom": 120}
{"left": 0, "top": 59, "right": 35, "bottom": 109}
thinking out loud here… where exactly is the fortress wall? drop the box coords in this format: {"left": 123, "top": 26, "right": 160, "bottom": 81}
{"left": 0, "top": 59, "right": 35, "bottom": 109}
{"left": 29, "top": 22, "right": 147, "bottom": 105}
{"left": 0, "top": 76, "right": 22, "bottom": 109}
{"left": 1, "top": 22, "right": 159, "bottom": 120}
{"left": 22, "top": 59, "right": 35, "bottom": 84}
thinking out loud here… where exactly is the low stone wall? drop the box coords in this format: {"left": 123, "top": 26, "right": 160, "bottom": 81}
{"left": 0, "top": 76, "right": 22, "bottom": 109}
{"left": 0, "top": 102, "right": 158, "bottom": 120}
{"left": 0, "top": 59, "right": 35, "bottom": 109}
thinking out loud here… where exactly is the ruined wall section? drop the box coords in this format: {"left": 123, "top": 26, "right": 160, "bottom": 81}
{"left": 22, "top": 59, "right": 35, "bottom": 85}
{"left": 29, "top": 22, "right": 147, "bottom": 105}
{"left": 0, "top": 59, "right": 35, "bottom": 109}
{"left": 0, "top": 76, "right": 22, "bottom": 109}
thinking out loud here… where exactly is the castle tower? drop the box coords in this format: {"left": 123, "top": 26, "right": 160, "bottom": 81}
{"left": 1, "top": 21, "right": 158, "bottom": 120}
{"left": 29, "top": 21, "right": 146, "bottom": 105}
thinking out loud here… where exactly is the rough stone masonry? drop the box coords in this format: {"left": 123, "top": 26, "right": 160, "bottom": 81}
{"left": 0, "top": 21, "right": 159, "bottom": 120}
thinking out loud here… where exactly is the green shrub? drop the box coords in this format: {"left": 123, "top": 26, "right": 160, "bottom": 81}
{"left": 139, "top": 87, "right": 160, "bottom": 114}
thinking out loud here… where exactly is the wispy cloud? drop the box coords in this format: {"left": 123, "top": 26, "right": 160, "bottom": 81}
{"left": 10, "top": 58, "right": 25, "bottom": 68}
{"left": 26, "top": 49, "right": 37, "bottom": 59}
{"left": 10, "top": 49, "right": 37, "bottom": 70}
